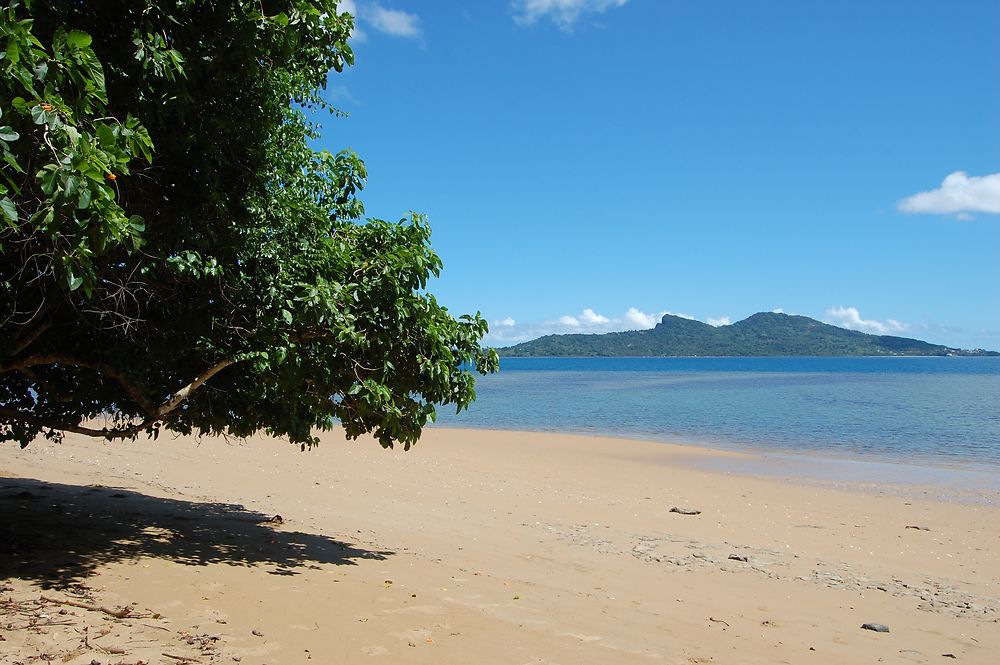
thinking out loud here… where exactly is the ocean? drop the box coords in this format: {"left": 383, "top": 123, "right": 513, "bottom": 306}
{"left": 435, "top": 357, "right": 1000, "bottom": 477}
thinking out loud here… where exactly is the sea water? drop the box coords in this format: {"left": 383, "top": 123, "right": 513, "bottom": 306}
{"left": 434, "top": 357, "right": 1000, "bottom": 473}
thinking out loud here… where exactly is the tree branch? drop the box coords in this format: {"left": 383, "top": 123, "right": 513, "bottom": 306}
{"left": 156, "top": 358, "right": 235, "bottom": 417}
{"left": 0, "top": 406, "right": 156, "bottom": 439}
{"left": 0, "top": 357, "right": 239, "bottom": 441}
{"left": 0, "top": 354, "right": 158, "bottom": 415}
{"left": 9, "top": 319, "right": 52, "bottom": 357}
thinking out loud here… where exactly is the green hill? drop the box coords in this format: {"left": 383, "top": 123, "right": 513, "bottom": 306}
{"left": 498, "top": 312, "right": 998, "bottom": 357}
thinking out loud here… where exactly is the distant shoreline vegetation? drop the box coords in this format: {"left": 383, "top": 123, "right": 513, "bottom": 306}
{"left": 497, "top": 312, "right": 999, "bottom": 358}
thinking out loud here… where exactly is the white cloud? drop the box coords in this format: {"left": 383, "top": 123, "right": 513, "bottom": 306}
{"left": 366, "top": 4, "right": 421, "bottom": 38}
{"left": 623, "top": 307, "right": 658, "bottom": 328}
{"left": 707, "top": 316, "right": 731, "bottom": 327}
{"left": 340, "top": 2, "right": 420, "bottom": 40}
{"left": 772, "top": 308, "right": 784, "bottom": 314}
{"left": 580, "top": 308, "right": 610, "bottom": 325}
{"left": 485, "top": 306, "right": 671, "bottom": 345}
{"left": 825, "top": 306, "right": 910, "bottom": 336}
{"left": 898, "top": 171, "right": 1000, "bottom": 217}
{"left": 512, "top": 0, "right": 629, "bottom": 31}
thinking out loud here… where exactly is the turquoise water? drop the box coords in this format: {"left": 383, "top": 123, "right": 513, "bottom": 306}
{"left": 435, "top": 357, "right": 1000, "bottom": 470}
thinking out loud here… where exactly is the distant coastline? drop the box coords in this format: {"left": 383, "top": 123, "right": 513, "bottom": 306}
{"left": 498, "top": 311, "right": 998, "bottom": 357}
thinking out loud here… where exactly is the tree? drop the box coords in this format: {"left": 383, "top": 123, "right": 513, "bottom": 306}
{"left": 0, "top": 0, "right": 498, "bottom": 449}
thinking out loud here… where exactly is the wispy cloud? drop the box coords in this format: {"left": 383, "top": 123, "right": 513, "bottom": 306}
{"left": 366, "top": 4, "right": 421, "bottom": 38}
{"left": 824, "top": 306, "right": 910, "bottom": 336}
{"left": 512, "top": 0, "right": 629, "bottom": 31}
{"left": 898, "top": 171, "right": 1000, "bottom": 218}
{"left": 707, "top": 316, "right": 731, "bottom": 327}
{"left": 339, "top": 1, "right": 421, "bottom": 40}
{"left": 329, "top": 85, "right": 361, "bottom": 106}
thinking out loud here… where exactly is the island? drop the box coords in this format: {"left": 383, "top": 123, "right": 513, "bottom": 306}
{"left": 498, "top": 312, "right": 998, "bottom": 357}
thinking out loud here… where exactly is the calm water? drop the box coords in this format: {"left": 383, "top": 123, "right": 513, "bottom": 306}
{"left": 435, "top": 357, "right": 1000, "bottom": 471}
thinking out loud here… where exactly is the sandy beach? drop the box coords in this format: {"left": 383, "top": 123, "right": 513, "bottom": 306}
{"left": 2, "top": 427, "right": 998, "bottom": 664}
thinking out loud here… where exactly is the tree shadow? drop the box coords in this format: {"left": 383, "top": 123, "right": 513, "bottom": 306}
{"left": 0, "top": 476, "right": 393, "bottom": 589}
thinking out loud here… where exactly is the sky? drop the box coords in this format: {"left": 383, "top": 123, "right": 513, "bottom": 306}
{"left": 318, "top": 0, "right": 1000, "bottom": 350}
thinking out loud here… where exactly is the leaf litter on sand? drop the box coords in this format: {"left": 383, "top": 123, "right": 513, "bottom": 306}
{"left": 0, "top": 578, "right": 231, "bottom": 663}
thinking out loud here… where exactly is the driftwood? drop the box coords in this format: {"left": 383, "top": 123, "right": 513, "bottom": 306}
{"left": 40, "top": 594, "right": 134, "bottom": 619}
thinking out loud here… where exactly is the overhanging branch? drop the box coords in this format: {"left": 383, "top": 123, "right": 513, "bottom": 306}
{"left": 1, "top": 353, "right": 158, "bottom": 415}
{"left": 0, "top": 357, "right": 239, "bottom": 441}
{"left": 0, "top": 406, "right": 156, "bottom": 439}
{"left": 156, "top": 358, "right": 236, "bottom": 417}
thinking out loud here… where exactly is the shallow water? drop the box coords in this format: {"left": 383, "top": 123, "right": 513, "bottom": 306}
{"left": 436, "top": 357, "right": 1000, "bottom": 477}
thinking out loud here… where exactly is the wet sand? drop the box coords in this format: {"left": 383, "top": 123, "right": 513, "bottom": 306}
{"left": 2, "top": 428, "right": 998, "bottom": 663}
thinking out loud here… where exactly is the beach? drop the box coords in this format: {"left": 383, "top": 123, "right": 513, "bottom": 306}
{"left": 2, "top": 428, "right": 998, "bottom": 664}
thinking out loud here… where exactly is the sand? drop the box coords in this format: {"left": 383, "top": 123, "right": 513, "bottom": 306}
{"left": 2, "top": 427, "right": 998, "bottom": 664}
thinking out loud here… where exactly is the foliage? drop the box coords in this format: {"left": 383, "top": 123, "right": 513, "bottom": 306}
{"left": 499, "top": 312, "right": 994, "bottom": 357}
{"left": 0, "top": 0, "right": 498, "bottom": 449}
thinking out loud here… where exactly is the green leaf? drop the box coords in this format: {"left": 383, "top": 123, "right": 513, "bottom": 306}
{"left": 4, "top": 152, "right": 24, "bottom": 173}
{"left": 0, "top": 127, "right": 18, "bottom": 142}
{"left": 76, "top": 187, "right": 92, "bottom": 209}
{"left": 128, "top": 215, "right": 145, "bottom": 233}
{"left": 38, "top": 167, "right": 59, "bottom": 196}
{"left": 5, "top": 39, "right": 20, "bottom": 64}
{"left": 95, "top": 123, "right": 115, "bottom": 147}
{"left": 63, "top": 175, "right": 78, "bottom": 198}
{"left": 0, "top": 198, "right": 17, "bottom": 223}
{"left": 30, "top": 105, "right": 51, "bottom": 125}
{"left": 281, "top": 309, "right": 293, "bottom": 324}
{"left": 66, "top": 271, "right": 83, "bottom": 291}
{"left": 64, "top": 30, "right": 93, "bottom": 49}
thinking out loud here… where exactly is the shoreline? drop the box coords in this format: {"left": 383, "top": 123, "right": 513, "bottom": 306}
{"left": 4, "top": 426, "right": 999, "bottom": 663}
{"left": 431, "top": 423, "right": 1000, "bottom": 501}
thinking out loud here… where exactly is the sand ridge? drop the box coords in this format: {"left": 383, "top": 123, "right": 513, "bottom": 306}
{"left": 2, "top": 427, "right": 998, "bottom": 663}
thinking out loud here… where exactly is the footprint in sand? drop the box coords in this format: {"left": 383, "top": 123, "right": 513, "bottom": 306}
{"left": 361, "top": 645, "right": 391, "bottom": 656}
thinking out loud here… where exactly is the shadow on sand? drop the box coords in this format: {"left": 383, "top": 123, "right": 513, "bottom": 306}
{"left": 0, "top": 476, "right": 393, "bottom": 588}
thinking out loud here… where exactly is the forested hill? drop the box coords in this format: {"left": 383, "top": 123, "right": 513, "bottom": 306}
{"left": 498, "top": 312, "right": 998, "bottom": 357}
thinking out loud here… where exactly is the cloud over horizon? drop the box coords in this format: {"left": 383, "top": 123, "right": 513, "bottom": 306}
{"left": 487, "top": 306, "right": 924, "bottom": 346}
{"left": 486, "top": 306, "right": 671, "bottom": 345}
{"left": 824, "top": 306, "right": 910, "bottom": 336}
{"left": 512, "top": 0, "right": 629, "bottom": 30}
{"left": 898, "top": 171, "right": 1000, "bottom": 218}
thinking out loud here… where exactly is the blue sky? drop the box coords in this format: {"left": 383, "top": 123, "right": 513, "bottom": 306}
{"left": 319, "top": 0, "right": 1000, "bottom": 350}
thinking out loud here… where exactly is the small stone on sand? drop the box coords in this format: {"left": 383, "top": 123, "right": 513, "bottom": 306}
{"left": 861, "top": 623, "right": 890, "bottom": 633}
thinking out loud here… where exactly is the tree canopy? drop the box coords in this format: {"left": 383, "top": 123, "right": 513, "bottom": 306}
{"left": 0, "top": 0, "right": 497, "bottom": 449}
